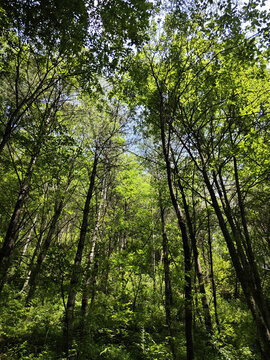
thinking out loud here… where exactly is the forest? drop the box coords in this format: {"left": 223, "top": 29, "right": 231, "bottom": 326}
{"left": 0, "top": 0, "right": 270, "bottom": 359}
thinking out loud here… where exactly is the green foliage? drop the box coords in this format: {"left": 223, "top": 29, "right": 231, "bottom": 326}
{"left": 0, "top": 294, "right": 63, "bottom": 359}
{"left": 0, "top": 1, "right": 269, "bottom": 359}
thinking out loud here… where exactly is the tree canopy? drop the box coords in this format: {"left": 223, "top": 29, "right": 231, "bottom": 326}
{"left": 0, "top": 1, "right": 270, "bottom": 359}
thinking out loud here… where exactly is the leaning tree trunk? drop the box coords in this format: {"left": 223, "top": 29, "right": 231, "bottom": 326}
{"left": 19, "top": 215, "right": 37, "bottom": 266}
{"left": 0, "top": 51, "right": 59, "bottom": 155}
{"left": 0, "top": 152, "right": 38, "bottom": 294}
{"left": 63, "top": 152, "right": 98, "bottom": 357}
{"left": 25, "top": 199, "right": 64, "bottom": 305}
{"left": 202, "top": 168, "right": 270, "bottom": 359}
{"left": 0, "top": 90, "right": 61, "bottom": 295}
{"left": 26, "top": 159, "right": 75, "bottom": 304}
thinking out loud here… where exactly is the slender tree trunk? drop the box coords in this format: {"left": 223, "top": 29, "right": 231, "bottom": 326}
{"left": 0, "top": 91, "right": 61, "bottom": 295}
{"left": 81, "top": 178, "right": 107, "bottom": 317}
{"left": 20, "top": 217, "right": 46, "bottom": 293}
{"left": 0, "top": 153, "right": 37, "bottom": 294}
{"left": 26, "top": 159, "right": 75, "bottom": 304}
{"left": 90, "top": 252, "right": 99, "bottom": 307}
{"left": 26, "top": 199, "right": 64, "bottom": 305}
{"left": 19, "top": 215, "right": 37, "bottom": 266}
{"left": 63, "top": 153, "right": 98, "bottom": 356}
{"left": 180, "top": 185, "right": 212, "bottom": 333}
{"left": 202, "top": 168, "right": 270, "bottom": 358}
{"left": 132, "top": 273, "right": 142, "bottom": 311}
{"left": 158, "top": 105, "right": 193, "bottom": 359}
{"left": 172, "top": 154, "right": 212, "bottom": 334}
{"left": 233, "top": 157, "right": 265, "bottom": 298}
{"left": 159, "top": 196, "right": 176, "bottom": 360}
{"left": 206, "top": 205, "right": 220, "bottom": 333}
{"left": 152, "top": 246, "right": 156, "bottom": 293}
{"left": 232, "top": 157, "right": 270, "bottom": 356}
{"left": 0, "top": 59, "right": 59, "bottom": 155}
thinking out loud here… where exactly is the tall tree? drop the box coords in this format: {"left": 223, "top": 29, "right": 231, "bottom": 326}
{"left": 118, "top": 1, "right": 270, "bottom": 356}
{"left": 0, "top": 84, "right": 65, "bottom": 293}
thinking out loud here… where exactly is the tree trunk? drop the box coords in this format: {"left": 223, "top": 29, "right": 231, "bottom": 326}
{"left": 172, "top": 154, "right": 212, "bottom": 334}
{"left": 0, "top": 153, "right": 37, "bottom": 294}
{"left": 26, "top": 199, "right": 64, "bottom": 305}
{"left": 206, "top": 205, "right": 220, "bottom": 333}
{"left": 26, "top": 159, "right": 75, "bottom": 304}
{"left": 19, "top": 215, "right": 37, "bottom": 266}
{"left": 0, "top": 90, "right": 61, "bottom": 295}
{"left": 158, "top": 103, "right": 194, "bottom": 359}
{"left": 0, "top": 54, "right": 59, "bottom": 155}
{"left": 81, "top": 178, "right": 107, "bottom": 317}
{"left": 180, "top": 183, "right": 212, "bottom": 333}
{"left": 159, "top": 196, "right": 176, "bottom": 360}
{"left": 63, "top": 152, "right": 98, "bottom": 356}
{"left": 202, "top": 168, "right": 270, "bottom": 358}
{"left": 20, "top": 206, "right": 50, "bottom": 293}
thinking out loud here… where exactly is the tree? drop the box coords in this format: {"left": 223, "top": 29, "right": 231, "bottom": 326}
{"left": 0, "top": 80, "right": 67, "bottom": 294}
{"left": 63, "top": 97, "right": 129, "bottom": 356}
{"left": 1, "top": 1, "right": 270, "bottom": 359}
{"left": 118, "top": 1, "right": 270, "bottom": 357}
